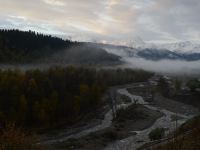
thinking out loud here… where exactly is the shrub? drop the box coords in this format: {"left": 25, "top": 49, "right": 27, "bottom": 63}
{"left": 149, "top": 128, "right": 165, "bottom": 141}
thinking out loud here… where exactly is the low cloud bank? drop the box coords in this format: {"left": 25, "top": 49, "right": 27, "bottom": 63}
{"left": 121, "top": 57, "right": 200, "bottom": 75}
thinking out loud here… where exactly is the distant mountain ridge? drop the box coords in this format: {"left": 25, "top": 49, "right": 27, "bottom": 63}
{"left": 97, "top": 42, "right": 200, "bottom": 61}
{"left": 93, "top": 34, "right": 200, "bottom": 61}
{"left": 137, "top": 48, "right": 200, "bottom": 61}
{"left": 155, "top": 41, "right": 200, "bottom": 53}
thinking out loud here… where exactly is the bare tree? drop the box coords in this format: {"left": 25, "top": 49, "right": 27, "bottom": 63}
{"left": 108, "top": 89, "right": 118, "bottom": 119}
{"left": 167, "top": 114, "right": 184, "bottom": 150}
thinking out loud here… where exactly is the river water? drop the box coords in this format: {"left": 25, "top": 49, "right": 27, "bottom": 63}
{"left": 41, "top": 84, "right": 198, "bottom": 150}
{"left": 104, "top": 88, "right": 197, "bottom": 150}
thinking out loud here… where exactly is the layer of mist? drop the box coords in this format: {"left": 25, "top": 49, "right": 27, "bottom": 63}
{"left": 120, "top": 57, "right": 200, "bottom": 76}
{"left": 0, "top": 42, "right": 200, "bottom": 76}
{"left": 39, "top": 43, "right": 121, "bottom": 66}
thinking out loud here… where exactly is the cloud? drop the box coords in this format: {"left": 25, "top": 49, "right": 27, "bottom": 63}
{"left": 142, "top": 0, "right": 200, "bottom": 42}
{"left": 43, "top": 0, "right": 65, "bottom": 6}
{"left": 122, "top": 57, "right": 200, "bottom": 75}
{"left": 0, "top": 0, "right": 199, "bottom": 43}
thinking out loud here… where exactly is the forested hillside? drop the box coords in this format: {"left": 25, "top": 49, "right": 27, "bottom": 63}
{"left": 0, "top": 29, "right": 75, "bottom": 63}
{"left": 0, "top": 29, "right": 121, "bottom": 64}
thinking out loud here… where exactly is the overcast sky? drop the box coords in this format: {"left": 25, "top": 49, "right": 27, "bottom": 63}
{"left": 0, "top": 0, "right": 200, "bottom": 43}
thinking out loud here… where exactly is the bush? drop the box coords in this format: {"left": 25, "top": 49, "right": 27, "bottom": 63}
{"left": 149, "top": 128, "right": 165, "bottom": 141}
{"left": 103, "top": 130, "right": 118, "bottom": 141}
{"left": 0, "top": 124, "right": 43, "bottom": 150}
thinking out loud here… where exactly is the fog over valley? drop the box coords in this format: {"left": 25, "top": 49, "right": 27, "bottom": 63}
{"left": 121, "top": 57, "right": 200, "bottom": 75}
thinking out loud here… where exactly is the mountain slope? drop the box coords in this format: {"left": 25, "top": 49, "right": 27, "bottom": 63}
{"left": 0, "top": 29, "right": 73, "bottom": 63}
{"left": 45, "top": 43, "right": 121, "bottom": 65}
{"left": 0, "top": 30, "right": 121, "bottom": 65}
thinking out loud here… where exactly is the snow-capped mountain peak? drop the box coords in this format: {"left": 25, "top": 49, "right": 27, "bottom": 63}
{"left": 152, "top": 41, "right": 200, "bottom": 53}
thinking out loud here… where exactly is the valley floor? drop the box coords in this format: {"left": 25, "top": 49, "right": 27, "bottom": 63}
{"left": 38, "top": 82, "right": 199, "bottom": 150}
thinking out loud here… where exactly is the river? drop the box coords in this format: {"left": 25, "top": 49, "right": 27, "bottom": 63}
{"left": 41, "top": 83, "right": 199, "bottom": 150}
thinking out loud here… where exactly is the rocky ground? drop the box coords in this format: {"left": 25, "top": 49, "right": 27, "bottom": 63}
{"left": 127, "top": 88, "right": 199, "bottom": 116}
{"left": 53, "top": 104, "right": 162, "bottom": 150}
